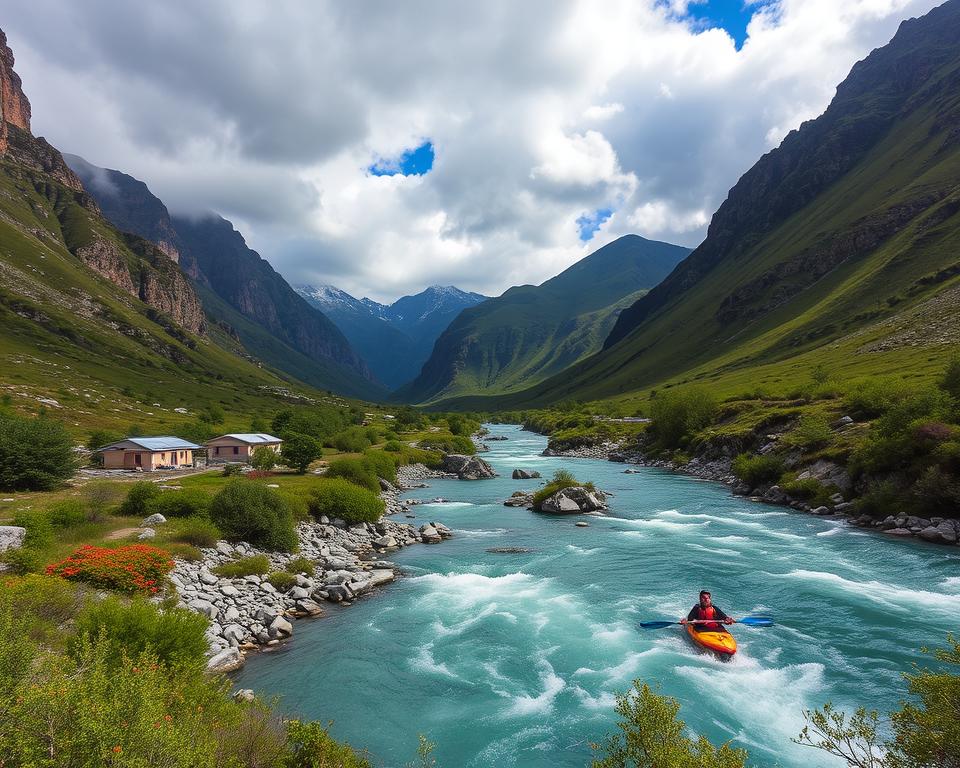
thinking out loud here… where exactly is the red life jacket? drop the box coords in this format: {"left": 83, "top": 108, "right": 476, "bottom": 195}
{"left": 696, "top": 605, "right": 720, "bottom": 630}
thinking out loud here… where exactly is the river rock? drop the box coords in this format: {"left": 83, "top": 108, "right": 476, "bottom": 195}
{"left": 374, "top": 535, "right": 398, "bottom": 548}
{"left": 419, "top": 524, "right": 442, "bottom": 543}
{"left": 269, "top": 615, "right": 293, "bottom": 638}
{"left": 206, "top": 647, "right": 244, "bottom": 673}
{"left": 504, "top": 491, "right": 533, "bottom": 508}
{"left": 137, "top": 527, "right": 156, "bottom": 540}
{"left": 141, "top": 513, "right": 167, "bottom": 526}
{"left": 442, "top": 454, "right": 497, "bottom": 480}
{"left": 883, "top": 528, "right": 914, "bottom": 537}
{"left": 0, "top": 526, "right": 27, "bottom": 553}
{"left": 539, "top": 486, "right": 606, "bottom": 515}
{"left": 233, "top": 688, "right": 256, "bottom": 702}
{"left": 512, "top": 469, "right": 541, "bottom": 479}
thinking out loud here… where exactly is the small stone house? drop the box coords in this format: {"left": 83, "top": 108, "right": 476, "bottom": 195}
{"left": 98, "top": 437, "right": 201, "bottom": 471}
{"left": 204, "top": 433, "right": 283, "bottom": 463}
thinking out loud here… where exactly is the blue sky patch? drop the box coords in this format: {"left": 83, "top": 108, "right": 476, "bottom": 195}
{"left": 369, "top": 141, "right": 435, "bottom": 176}
{"left": 680, "top": 0, "right": 762, "bottom": 50}
{"left": 577, "top": 208, "right": 613, "bottom": 242}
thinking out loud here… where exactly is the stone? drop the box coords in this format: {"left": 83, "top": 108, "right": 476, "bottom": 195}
{"left": 206, "top": 647, "right": 244, "bottom": 673}
{"left": 220, "top": 584, "right": 240, "bottom": 597}
{"left": 269, "top": 615, "right": 293, "bottom": 638}
{"left": 223, "top": 606, "right": 241, "bottom": 622}
{"left": 199, "top": 571, "right": 219, "bottom": 586}
{"left": 222, "top": 624, "right": 247, "bottom": 644}
{"left": 810, "top": 506, "right": 831, "bottom": 516}
{"left": 373, "top": 535, "right": 398, "bottom": 548}
{"left": 295, "top": 599, "right": 325, "bottom": 615}
{"left": 233, "top": 688, "right": 256, "bottom": 703}
{"left": 829, "top": 493, "right": 845, "bottom": 505}
{"left": 189, "top": 599, "right": 219, "bottom": 620}
{"left": 325, "top": 584, "right": 352, "bottom": 602}
{"left": 369, "top": 569, "right": 395, "bottom": 587}
{"left": 288, "top": 586, "right": 311, "bottom": 600}
{"left": 539, "top": 486, "right": 606, "bottom": 515}
{"left": 419, "top": 524, "right": 442, "bottom": 543}
{"left": 141, "top": 513, "right": 167, "bottom": 525}
{"left": 832, "top": 416, "right": 854, "bottom": 429}
{"left": 0, "top": 526, "right": 27, "bottom": 553}
{"left": 575, "top": 521, "right": 590, "bottom": 528}
{"left": 137, "top": 528, "right": 156, "bottom": 540}
{"left": 834, "top": 502, "right": 855, "bottom": 513}
{"left": 441, "top": 454, "right": 497, "bottom": 480}
{"left": 511, "top": 469, "right": 541, "bottom": 479}
{"left": 215, "top": 542, "right": 234, "bottom": 557}
{"left": 883, "top": 528, "right": 914, "bottom": 537}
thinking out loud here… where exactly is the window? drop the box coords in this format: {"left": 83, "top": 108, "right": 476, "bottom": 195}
{"left": 233, "top": 446, "right": 239, "bottom": 455}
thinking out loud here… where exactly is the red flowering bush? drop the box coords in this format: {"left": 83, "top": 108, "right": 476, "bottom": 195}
{"left": 46, "top": 544, "right": 174, "bottom": 594}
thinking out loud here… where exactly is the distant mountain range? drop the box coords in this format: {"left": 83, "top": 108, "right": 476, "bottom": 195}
{"left": 296, "top": 284, "right": 487, "bottom": 390}
{"left": 64, "top": 155, "right": 385, "bottom": 399}
{"left": 395, "top": 234, "right": 690, "bottom": 404}
{"left": 443, "top": 0, "right": 960, "bottom": 409}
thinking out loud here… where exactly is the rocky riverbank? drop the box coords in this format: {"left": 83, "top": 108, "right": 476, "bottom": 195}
{"left": 533, "top": 431, "right": 960, "bottom": 548}
{"left": 171, "top": 464, "right": 453, "bottom": 673}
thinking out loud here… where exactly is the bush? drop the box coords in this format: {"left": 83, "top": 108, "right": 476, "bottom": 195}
{"left": 47, "top": 499, "right": 89, "bottom": 529}
{"left": 285, "top": 556, "right": 316, "bottom": 575}
{"left": 783, "top": 414, "right": 833, "bottom": 451}
{"left": 251, "top": 446, "right": 278, "bottom": 472}
{"left": 222, "top": 462, "right": 244, "bottom": 477}
{"left": 362, "top": 449, "right": 398, "bottom": 484}
{"left": 592, "top": 681, "right": 747, "bottom": 767}
{"left": 854, "top": 480, "right": 903, "bottom": 519}
{"left": 0, "top": 413, "right": 76, "bottom": 491}
{"left": 329, "top": 426, "right": 374, "bottom": 453}
{"left": 212, "top": 554, "right": 270, "bottom": 578}
{"left": 266, "top": 571, "right": 297, "bottom": 592}
{"left": 2, "top": 547, "right": 43, "bottom": 575}
{"left": 912, "top": 466, "right": 960, "bottom": 516}
{"left": 46, "top": 544, "right": 174, "bottom": 594}
{"left": 843, "top": 377, "right": 920, "bottom": 420}
{"left": 532, "top": 469, "right": 582, "bottom": 510}
{"left": 383, "top": 440, "right": 404, "bottom": 452}
{"left": 284, "top": 720, "right": 372, "bottom": 768}
{"left": 418, "top": 435, "right": 476, "bottom": 455}
{"left": 940, "top": 357, "right": 960, "bottom": 399}
{"left": 731, "top": 453, "right": 784, "bottom": 488}
{"left": 308, "top": 478, "right": 385, "bottom": 524}
{"left": 649, "top": 387, "right": 719, "bottom": 449}
{"left": 12, "top": 510, "right": 54, "bottom": 549}
{"left": 209, "top": 480, "right": 298, "bottom": 552}
{"left": 173, "top": 517, "right": 221, "bottom": 547}
{"left": 780, "top": 477, "right": 836, "bottom": 507}
{"left": 146, "top": 489, "right": 211, "bottom": 519}
{"left": 71, "top": 597, "right": 208, "bottom": 669}
{"left": 118, "top": 481, "right": 161, "bottom": 517}
{"left": 282, "top": 433, "right": 323, "bottom": 474}
{"left": 325, "top": 457, "right": 379, "bottom": 492}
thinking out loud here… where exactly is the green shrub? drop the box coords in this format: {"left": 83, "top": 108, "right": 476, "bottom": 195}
{"left": 2, "top": 547, "right": 43, "bottom": 575}
{"left": 281, "top": 433, "right": 323, "bottom": 474}
{"left": 284, "top": 720, "right": 372, "bottom": 768}
{"left": 912, "top": 466, "right": 960, "bottom": 516}
{"left": 731, "top": 453, "right": 784, "bottom": 488}
{"left": 285, "top": 556, "right": 316, "bottom": 575}
{"left": 212, "top": 554, "right": 271, "bottom": 578}
{"left": 781, "top": 477, "right": 835, "bottom": 506}
{"left": 362, "top": 450, "right": 398, "bottom": 484}
{"left": 47, "top": 499, "right": 89, "bottom": 529}
{"left": 532, "top": 469, "right": 581, "bottom": 510}
{"left": 12, "top": 510, "right": 53, "bottom": 549}
{"left": 649, "top": 387, "right": 718, "bottom": 449}
{"left": 329, "top": 426, "right": 373, "bottom": 453}
{"left": 0, "top": 413, "right": 76, "bottom": 491}
{"left": 118, "top": 481, "right": 161, "bottom": 517}
{"left": 308, "top": 478, "right": 385, "bottom": 524}
{"left": 266, "top": 571, "right": 297, "bottom": 592}
{"left": 173, "top": 517, "right": 221, "bottom": 547}
{"left": 383, "top": 440, "right": 403, "bottom": 452}
{"left": 0, "top": 574, "right": 83, "bottom": 641}
{"left": 146, "top": 489, "right": 211, "bottom": 519}
{"left": 783, "top": 414, "right": 833, "bottom": 451}
{"left": 854, "top": 480, "right": 903, "bottom": 519}
{"left": 325, "top": 457, "right": 379, "bottom": 492}
{"left": 418, "top": 435, "right": 476, "bottom": 455}
{"left": 70, "top": 597, "right": 208, "bottom": 669}
{"left": 222, "top": 462, "right": 244, "bottom": 477}
{"left": 209, "top": 480, "right": 298, "bottom": 552}
{"left": 250, "top": 446, "right": 278, "bottom": 472}
{"left": 843, "top": 377, "right": 920, "bottom": 420}
{"left": 940, "top": 356, "right": 960, "bottom": 399}
{"left": 279, "top": 489, "right": 311, "bottom": 522}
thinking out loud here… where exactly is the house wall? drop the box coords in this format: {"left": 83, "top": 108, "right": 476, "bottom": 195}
{"left": 101, "top": 449, "right": 194, "bottom": 470}
{"left": 206, "top": 440, "right": 281, "bottom": 463}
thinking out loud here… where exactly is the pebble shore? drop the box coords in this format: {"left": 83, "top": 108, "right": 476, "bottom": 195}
{"left": 169, "top": 464, "right": 452, "bottom": 673}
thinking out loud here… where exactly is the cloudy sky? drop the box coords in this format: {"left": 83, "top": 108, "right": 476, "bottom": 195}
{"left": 3, "top": 0, "right": 943, "bottom": 303}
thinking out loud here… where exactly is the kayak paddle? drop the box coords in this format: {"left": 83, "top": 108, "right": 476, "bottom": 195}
{"left": 639, "top": 616, "right": 774, "bottom": 630}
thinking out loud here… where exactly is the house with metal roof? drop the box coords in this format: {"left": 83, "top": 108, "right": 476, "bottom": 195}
{"left": 97, "top": 437, "right": 201, "bottom": 471}
{"left": 204, "top": 433, "right": 283, "bottom": 463}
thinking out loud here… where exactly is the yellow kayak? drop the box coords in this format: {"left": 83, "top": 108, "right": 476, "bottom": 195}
{"left": 686, "top": 623, "right": 737, "bottom": 660}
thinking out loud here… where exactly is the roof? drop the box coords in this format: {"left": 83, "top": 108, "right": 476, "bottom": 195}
{"left": 207, "top": 433, "right": 283, "bottom": 445}
{"left": 98, "top": 436, "right": 202, "bottom": 452}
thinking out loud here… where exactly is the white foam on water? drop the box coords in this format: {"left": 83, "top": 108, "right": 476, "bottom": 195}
{"left": 619, "top": 518, "right": 709, "bottom": 534}
{"left": 686, "top": 542, "right": 740, "bottom": 557}
{"left": 815, "top": 527, "right": 842, "bottom": 537}
{"left": 410, "top": 571, "right": 549, "bottom": 609}
{"left": 451, "top": 527, "right": 511, "bottom": 538}
{"left": 573, "top": 648, "right": 659, "bottom": 686}
{"left": 468, "top": 725, "right": 554, "bottom": 768}
{"left": 419, "top": 501, "right": 475, "bottom": 508}
{"left": 676, "top": 656, "right": 828, "bottom": 763}
{"left": 431, "top": 602, "right": 500, "bottom": 637}
{"left": 780, "top": 569, "right": 960, "bottom": 614}
{"left": 502, "top": 657, "right": 566, "bottom": 716}
{"left": 715, "top": 535, "right": 749, "bottom": 543}
{"left": 566, "top": 544, "right": 602, "bottom": 555}
{"left": 657, "top": 509, "right": 766, "bottom": 530}
{"left": 411, "top": 643, "right": 463, "bottom": 681}
{"left": 589, "top": 622, "right": 632, "bottom": 644}
{"left": 940, "top": 576, "right": 960, "bottom": 593}
{"left": 571, "top": 685, "right": 617, "bottom": 711}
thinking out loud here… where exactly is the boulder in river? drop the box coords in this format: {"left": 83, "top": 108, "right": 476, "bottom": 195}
{"left": 504, "top": 491, "right": 534, "bottom": 508}
{"left": 539, "top": 486, "right": 606, "bottom": 515}
{"left": 442, "top": 454, "right": 497, "bottom": 480}
{"left": 512, "top": 469, "right": 541, "bottom": 479}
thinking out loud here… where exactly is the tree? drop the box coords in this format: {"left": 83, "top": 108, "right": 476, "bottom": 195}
{"left": 649, "top": 387, "right": 718, "bottom": 449}
{"left": 592, "top": 681, "right": 747, "bottom": 768}
{"left": 0, "top": 414, "right": 77, "bottom": 491}
{"left": 281, "top": 433, "right": 322, "bottom": 474}
{"left": 251, "top": 446, "right": 277, "bottom": 472}
{"left": 250, "top": 416, "right": 268, "bottom": 432}
{"left": 941, "top": 357, "right": 960, "bottom": 400}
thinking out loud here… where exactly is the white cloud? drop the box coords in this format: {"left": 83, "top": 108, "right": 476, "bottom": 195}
{"left": 1, "top": 0, "right": 943, "bottom": 302}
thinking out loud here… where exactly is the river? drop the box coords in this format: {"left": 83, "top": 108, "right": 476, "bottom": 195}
{"left": 233, "top": 424, "right": 960, "bottom": 767}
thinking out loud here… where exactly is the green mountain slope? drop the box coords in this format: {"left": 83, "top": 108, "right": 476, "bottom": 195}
{"left": 395, "top": 235, "right": 689, "bottom": 404}
{"left": 440, "top": 1, "right": 960, "bottom": 410}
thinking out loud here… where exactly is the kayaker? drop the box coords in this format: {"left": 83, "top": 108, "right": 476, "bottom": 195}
{"left": 680, "top": 590, "right": 734, "bottom": 631}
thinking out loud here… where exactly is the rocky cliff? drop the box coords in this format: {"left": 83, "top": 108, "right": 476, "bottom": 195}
{"left": 0, "top": 29, "right": 30, "bottom": 154}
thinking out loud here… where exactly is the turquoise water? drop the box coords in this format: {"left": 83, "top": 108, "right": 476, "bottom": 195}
{"left": 234, "top": 425, "right": 960, "bottom": 767}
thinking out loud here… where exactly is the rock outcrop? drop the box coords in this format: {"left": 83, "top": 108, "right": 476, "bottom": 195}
{"left": 441, "top": 454, "right": 497, "bottom": 480}
{"left": 512, "top": 469, "right": 541, "bottom": 479}
{"left": 539, "top": 486, "right": 607, "bottom": 514}
{"left": 0, "top": 29, "right": 30, "bottom": 154}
